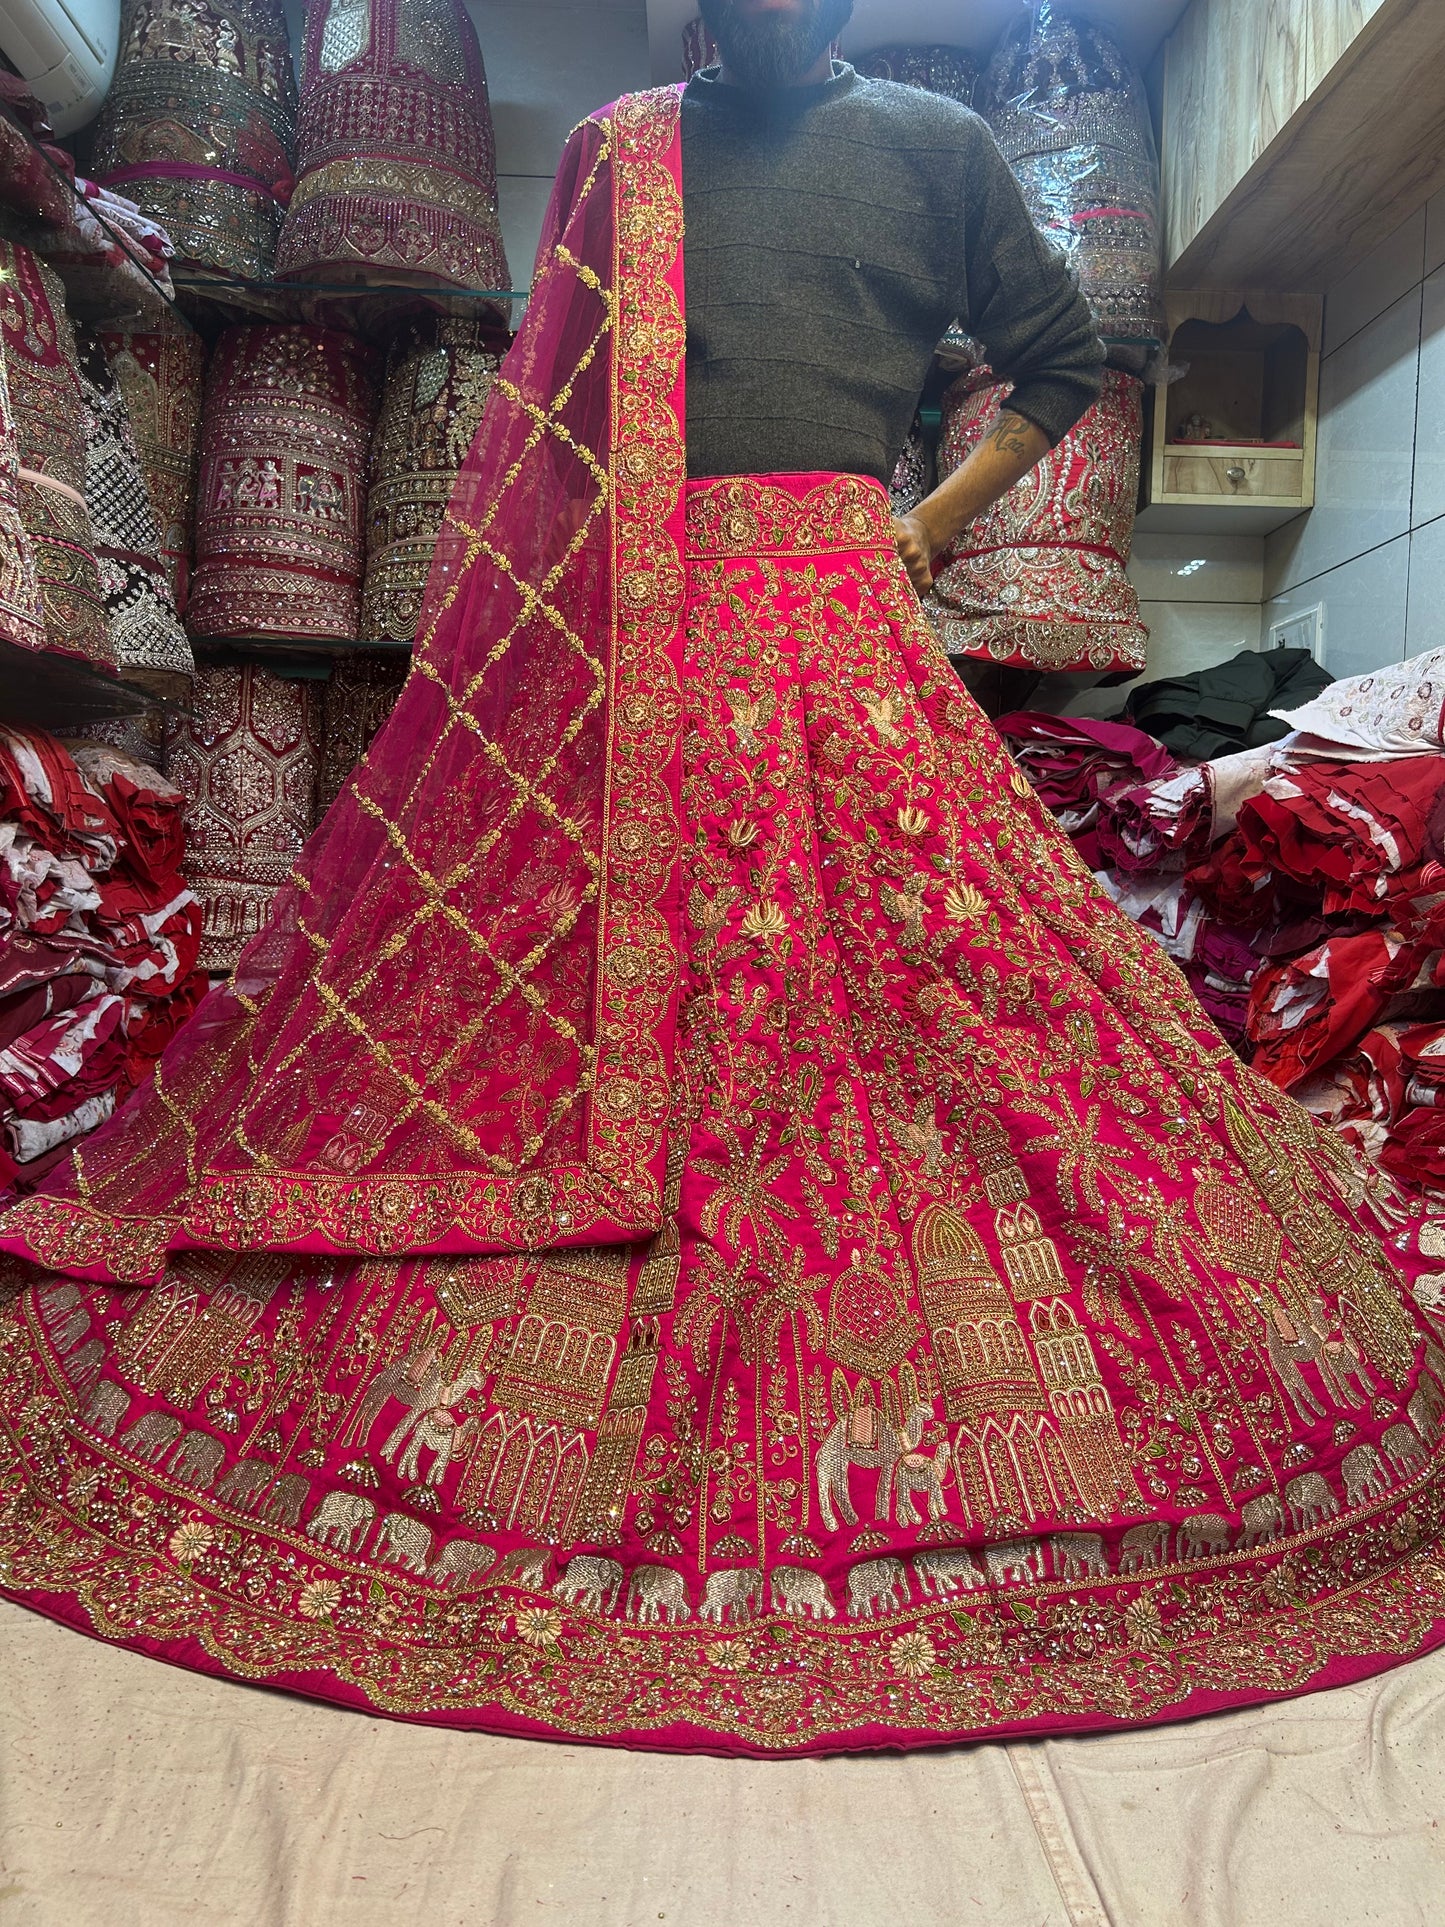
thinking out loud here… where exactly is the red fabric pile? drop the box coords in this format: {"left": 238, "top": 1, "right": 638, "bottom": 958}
{"left": 0, "top": 727, "right": 206, "bottom": 1189}
{"left": 995, "top": 712, "right": 1175, "bottom": 868}
{"left": 1002, "top": 658, "right": 1445, "bottom": 1195}
{"left": 1187, "top": 758, "right": 1445, "bottom": 1095}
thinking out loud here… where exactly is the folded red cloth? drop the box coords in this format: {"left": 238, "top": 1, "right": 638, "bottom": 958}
{"left": 0, "top": 970, "right": 94, "bottom": 1053}
{"left": 0, "top": 990, "right": 127, "bottom": 1119}
{"left": 997, "top": 712, "right": 1176, "bottom": 869}
{"left": 1249, "top": 926, "right": 1445, "bottom": 1091}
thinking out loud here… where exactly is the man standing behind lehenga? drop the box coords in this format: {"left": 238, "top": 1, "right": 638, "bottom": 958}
{"left": 682, "top": 0, "right": 1104, "bottom": 712}
{"left": 3, "top": 0, "right": 1445, "bottom": 1759}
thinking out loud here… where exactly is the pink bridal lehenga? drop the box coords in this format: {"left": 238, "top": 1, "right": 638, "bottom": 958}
{"left": 2, "top": 90, "right": 1445, "bottom": 1756}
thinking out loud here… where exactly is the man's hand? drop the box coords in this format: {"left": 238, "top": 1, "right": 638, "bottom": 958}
{"left": 893, "top": 513, "right": 934, "bottom": 596}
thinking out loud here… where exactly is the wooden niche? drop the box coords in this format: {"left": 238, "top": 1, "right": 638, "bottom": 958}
{"left": 1139, "top": 291, "right": 1321, "bottom": 534}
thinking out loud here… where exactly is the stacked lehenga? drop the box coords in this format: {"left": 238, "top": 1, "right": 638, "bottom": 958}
{"left": 162, "top": 664, "right": 324, "bottom": 973}
{"left": 76, "top": 333, "right": 195, "bottom": 702}
{"left": 97, "top": 324, "right": 208, "bottom": 615}
{"left": 91, "top": 0, "right": 298, "bottom": 282}
{"left": 361, "top": 319, "right": 499, "bottom": 645}
{"left": 275, "top": 0, "right": 510, "bottom": 302}
{"left": 187, "top": 325, "right": 380, "bottom": 644}
{"left": 0, "top": 244, "right": 113, "bottom": 677}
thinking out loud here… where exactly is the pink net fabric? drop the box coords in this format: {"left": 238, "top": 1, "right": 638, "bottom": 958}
{"left": 0, "top": 93, "right": 688, "bottom": 1281}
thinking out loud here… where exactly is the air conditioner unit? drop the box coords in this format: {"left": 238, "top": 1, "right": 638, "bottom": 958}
{"left": 0, "top": 0, "right": 118, "bottom": 134}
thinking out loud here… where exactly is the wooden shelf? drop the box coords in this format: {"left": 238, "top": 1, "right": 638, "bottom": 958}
{"left": 1164, "top": 0, "right": 1445, "bottom": 290}
{"left": 1140, "top": 288, "right": 1321, "bottom": 532}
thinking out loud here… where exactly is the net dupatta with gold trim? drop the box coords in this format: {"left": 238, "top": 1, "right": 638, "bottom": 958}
{"left": 0, "top": 90, "right": 688, "bottom": 1284}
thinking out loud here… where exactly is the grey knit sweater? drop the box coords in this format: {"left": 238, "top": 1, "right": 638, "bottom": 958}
{"left": 681, "top": 64, "right": 1105, "bottom": 482}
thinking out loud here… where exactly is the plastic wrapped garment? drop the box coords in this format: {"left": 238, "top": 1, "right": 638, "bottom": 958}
{"left": 75, "top": 331, "right": 194, "bottom": 702}
{"left": 980, "top": 6, "right": 1164, "bottom": 365}
{"left": 162, "top": 664, "right": 324, "bottom": 974}
{"left": 855, "top": 45, "right": 979, "bottom": 104}
{"left": 930, "top": 365, "right": 1148, "bottom": 674}
{"left": 33, "top": 181, "right": 176, "bottom": 326}
{"left": 361, "top": 319, "right": 499, "bottom": 644}
{"left": 91, "top": 0, "right": 297, "bottom": 282}
{"left": 98, "top": 323, "right": 207, "bottom": 614}
{"left": 188, "top": 325, "right": 380, "bottom": 645}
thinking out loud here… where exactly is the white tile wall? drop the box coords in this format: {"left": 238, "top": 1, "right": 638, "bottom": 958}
{"left": 1407, "top": 516, "right": 1445, "bottom": 661}
{"left": 1135, "top": 600, "right": 1263, "bottom": 679}
{"left": 1265, "top": 287, "right": 1422, "bottom": 599}
{"left": 1128, "top": 533, "right": 1264, "bottom": 605}
{"left": 472, "top": 0, "right": 649, "bottom": 286}
{"left": 1264, "top": 534, "right": 1410, "bottom": 681}
{"left": 1323, "top": 206, "right": 1426, "bottom": 357}
{"left": 1427, "top": 181, "right": 1445, "bottom": 280}
{"left": 1248, "top": 184, "right": 1445, "bottom": 683}
{"left": 1413, "top": 265, "right": 1445, "bottom": 531}
{"left": 1106, "top": 532, "right": 1266, "bottom": 713}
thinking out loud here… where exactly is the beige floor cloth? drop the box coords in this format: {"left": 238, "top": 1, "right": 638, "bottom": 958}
{"left": 2, "top": 1597, "right": 1444, "bottom": 1926}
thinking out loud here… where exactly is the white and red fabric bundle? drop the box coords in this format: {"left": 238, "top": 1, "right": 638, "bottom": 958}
{"left": 0, "top": 728, "right": 207, "bottom": 1189}
{"left": 1002, "top": 649, "right": 1445, "bottom": 1196}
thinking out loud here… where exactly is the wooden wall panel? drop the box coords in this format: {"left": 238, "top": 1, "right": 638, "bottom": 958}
{"left": 1306, "top": 0, "right": 1389, "bottom": 88}
{"left": 1163, "top": 0, "right": 1445, "bottom": 289}
{"left": 1163, "top": 0, "right": 1307, "bottom": 268}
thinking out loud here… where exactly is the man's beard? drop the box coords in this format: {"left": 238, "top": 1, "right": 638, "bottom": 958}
{"left": 698, "top": 0, "right": 854, "bottom": 87}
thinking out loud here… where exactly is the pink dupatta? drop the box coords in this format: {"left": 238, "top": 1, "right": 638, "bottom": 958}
{"left": 0, "top": 91, "right": 689, "bottom": 1283}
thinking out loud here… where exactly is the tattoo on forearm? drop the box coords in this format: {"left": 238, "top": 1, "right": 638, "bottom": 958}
{"left": 983, "top": 412, "right": 1036, "bottom": 461}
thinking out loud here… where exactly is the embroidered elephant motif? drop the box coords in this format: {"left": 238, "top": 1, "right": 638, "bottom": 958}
{"left": 1342, "top": 1442, "right": 1390, "bottom": 1504}
{"left": 38, "top": 1282, "right": 89, "bottom": 1356}
{"left": 306, "top": 1489, "right": 375, "bottom": 1552}
{"left": 984, "top": 1538, "right": 1041, "bottom": 1585}
{"left": 488, "top": 1546, "right": 552, "bottom": 1592}
{"left": 1050, "top": 1532, "right": 1106, "bottom": 1581}
{"left": 1408, "top": 1379, "right": 1445, "bottom": 1444}
{"left": 847, "top": 1557, "right": 908, "bottom": 1618}
{"left": 913, "top": 1549, "right": 984, "bottom": 1596}
{"left": 119, "top": 1411, "right": 183, "bottom": 1464}
{"left": 260, "top": 1473, "right": 310, "bottom": 1529}
{"left": 1119, "top": 1521, "right": 1169, "bottom": 1571}
{"left": 168, "top": 1430, "right": 226, "bottom": 1491}
{"left": 62, "top": 1340, "right": 105, "bottom": 1392}
{"left": 1382, "top": 1422, "right": 1428, "bottom": 1473}
{"left": 84, "top": 1380, "right": 130, "bottom": 1438}
{"left": 1284, "top": 1472, "right": 1338, "bottom": 1530}
{"left": 553, "top": 1554, "right": 624, "bottom": 1613}
{"left": 217, "top": 1459, "right": 274, "bottom": 1509}
{"left": 1240, "top": 1492, "right": 1285, "bottom": 1547}
{"left": 699, "top": 1567, "right": 763, "bottom": 1624}
{"left": 771, "top": 1566, "right": 836, "bottom": 1619}
{"left": 1178, "top": 1513, "right": 1231, "bottom": 1559}
{"left": 377, "top": 1511, "right": 433, "bottom": 1574}
{"left": 627, "top": 1565, "right": 691, "bottom": 1624}
{"left": 430, "top": 1539, "right": 496, "bottom": 1589}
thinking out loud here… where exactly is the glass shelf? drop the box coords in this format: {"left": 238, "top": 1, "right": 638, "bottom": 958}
{"left": 172, "top": 273, "right": 521, "bottom": 345}
{"left": 192, "top": 637, "right": 413, "bottom": 678}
